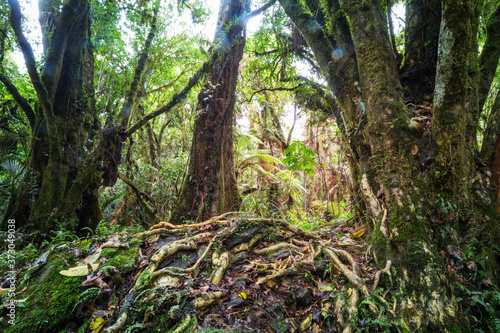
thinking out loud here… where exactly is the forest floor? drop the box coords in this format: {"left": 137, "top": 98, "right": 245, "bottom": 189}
{"left": 0, "top": 213, "right": 399, "bottom": 333}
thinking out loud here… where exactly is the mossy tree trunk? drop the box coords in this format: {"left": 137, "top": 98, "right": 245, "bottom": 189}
{"left": 401, "top": 0, "right": 441, "bottom": 100}
{"left": 279, "top": 0, "right": 500, "bottom": 330}
{"left": 4, "top": 0, "right": 102, "bottom": 234}
{"left": 170, "top": 0, "right": 249, "bottom": 223}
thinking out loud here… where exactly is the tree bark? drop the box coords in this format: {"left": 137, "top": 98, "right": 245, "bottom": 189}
{"left": 170, "top": 0, "right": 249, "bottom": 223}
{"left": 279, "top": 0, "right": 500, "bottom": 330}
{"left": 5, "top": 0, "right": 102, "bottom": 234}
{"left": 478, "top": 3, "right": 500, "bottom": 113}
{"left": 401, "top": 0, "right": 441, "bottom": 101}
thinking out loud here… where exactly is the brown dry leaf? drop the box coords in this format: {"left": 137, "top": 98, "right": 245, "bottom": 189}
{"left": 466, "top": 261, "right": 476, "bottom": 269}
{"left": 82, "top": 276, "right": 110, "bottom": 290}
{"left": 411, "top": 145, "right": 419, "bottom": 155}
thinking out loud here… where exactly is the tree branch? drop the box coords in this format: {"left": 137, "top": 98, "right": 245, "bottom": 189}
{"left": 40, "top": 0, "right": 81, "bottom": 100}
{"left": 125, "top": 59, "right": 214, "bottom": 137}
{"left": 481, "top": 88, "right": 500, "bottom": 166}
{"left": 387, "top": 0, "right": 399, "bottom": 63}
{"left": 120, "top": 8, "right": 159, "bottom": 126}
{"left": 241, "top": 0, "right": 276, "bottom": 25}
{"left": 7, "top": 0, "right": 52, "bottom": 118}
{"left": 0, "top": 72, "right": 35, "bottom": 129}
{"left": 478, "top": 4, "right": 500, "bottom": 113}
{"left": 246, "top": 84, "right": 304, "bottom": 103}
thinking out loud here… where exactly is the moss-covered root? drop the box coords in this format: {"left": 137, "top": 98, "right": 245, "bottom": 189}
{"left": 343, "top": 288, "right": 360, "bottom": 333}
{"left": 372, "top": 259, "right": 392, "bottom": 291}
{"left": 194, "top": 291, "right": 227, "bottom": 309}
{"left": 171, "top": 314, "right": 198, "bottom": 333}
{"left": 210, "top": 250, "right": 230, "bottom": 285}
{"left": 325, "top": 248, "right": 369, "bottom": 297}
{"left": 103, "top": 313, "right": 127, "bottom": 333}
{"left": 135, "top": 241, "right": 198, "bottom": 289}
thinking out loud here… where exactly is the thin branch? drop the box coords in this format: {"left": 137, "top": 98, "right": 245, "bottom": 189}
{"left": 125, "top": 59, "right": 214, "bottom": 137}
{"left": 145, "top": 70, "right": 185, "bottom": 95}
{"left": 0, "top": 72, "right": 35, "bottom": 129}
{"left": 254, "top": 49, "right": 280, "bottom": 57}
{"left": 241, "top": 0, "right": 276, "bottom": 25}
{"left": 286, "top": 104, "right": 296, "bottom": 147}
{"left": 246, "top": 84, "right": 304, "bottom": 103}
{"left": 121, "top": 8, "right": 159, "bottom": 126}
{"left": 117, "top": 171, "right": 157, "bottom": 211}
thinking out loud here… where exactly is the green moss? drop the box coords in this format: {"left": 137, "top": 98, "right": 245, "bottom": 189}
{"left": 101, "top": 244, "right": 138, "bottom": 274}
{"left": 1, "top": 249, "right": 82, "bottom": 333}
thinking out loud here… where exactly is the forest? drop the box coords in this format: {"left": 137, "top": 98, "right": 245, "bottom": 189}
{"left": 0, "top": 0, "right": 499, "bottom": 332}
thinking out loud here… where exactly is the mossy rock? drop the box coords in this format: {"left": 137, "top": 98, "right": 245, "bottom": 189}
{"left": 0, "top": 249, "right": 82, "bottom": 333}
{"left": 0, "top": 241, "right": 139, "bottom": 332}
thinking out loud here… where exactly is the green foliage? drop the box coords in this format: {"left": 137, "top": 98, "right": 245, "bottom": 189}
{"left": 283, "top": 141, "right": 318, "bottom": 176}
{"left": 0, "top": 159, "right": 23, "bottom": 180}
{"left": 72, "top": 287, "right": 102, "bottom": 311}
{"left": 356, "top": 291, "right": 405, "bottom": 332}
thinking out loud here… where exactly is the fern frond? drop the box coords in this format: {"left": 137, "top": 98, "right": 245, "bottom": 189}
{"left": 0, "top": 159, "right": 23, "bottom": 179}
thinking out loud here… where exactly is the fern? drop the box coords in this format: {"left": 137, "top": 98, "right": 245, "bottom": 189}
{"left": 73, "top": 287, "right": 101, "bottom": 311}
{"left": 123, "top": 323, "right": 146, "bottom": 333}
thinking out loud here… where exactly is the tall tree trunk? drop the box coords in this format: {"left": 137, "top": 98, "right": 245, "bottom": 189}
{"left": 279, "top": 0, "right": 500, "bottom": 330}
{"left": 401, "top": 0, "right": 441, "bottom": 101}
{"left": 170, "top": 0, "right": 249, "bottom": 223}
{"left": 6, "top": 0, "right": 102, "bottom": 234}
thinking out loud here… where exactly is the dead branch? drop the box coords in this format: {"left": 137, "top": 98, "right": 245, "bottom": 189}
{"left": 117, "top": 172, "right": 158, "bottom": 212}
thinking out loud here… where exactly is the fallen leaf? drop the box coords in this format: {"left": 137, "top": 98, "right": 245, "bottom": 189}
{"left": 60, "top": 264, "right": 99, "bottom": 277}
{"left": 89, "top": 317, "right": 105, "bottom": 333}
{"left": 84, "top": 247, "right": 102, "bottom": 265}
{"left": 411, "top": 145, "right": 419, "bottom": 155}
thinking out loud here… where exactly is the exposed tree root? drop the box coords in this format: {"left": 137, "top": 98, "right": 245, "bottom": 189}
{"left": 194, "top": 291, "right": 227, "bottom": 308}
{"left": 102, "top": 213, "right": 406, "bottom": 332}
{"left": 325, "top": 248, "right": 369, "bottom": 297}
{"left": 372, "top": 259, "right": 392, "bottom": 291}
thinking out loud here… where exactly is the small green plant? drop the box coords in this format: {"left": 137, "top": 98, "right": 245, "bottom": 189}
{"left": 73, "top": 287, "right": 102, "bottom": 311}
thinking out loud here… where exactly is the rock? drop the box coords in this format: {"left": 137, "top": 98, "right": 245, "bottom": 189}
{"left": 295, "top": 288, "right": 312, "bottom": 306}
{"left": 227, "top": 297, "right": 245, "bottom": 308}
{"left": 233, "top": 276, "right": 248, "bottom": 289}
